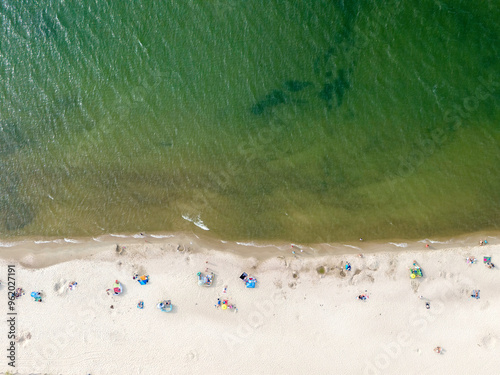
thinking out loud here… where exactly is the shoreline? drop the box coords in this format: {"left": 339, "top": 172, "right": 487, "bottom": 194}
{"left": 0, "top": 229, "right": 498, "bottom": 268}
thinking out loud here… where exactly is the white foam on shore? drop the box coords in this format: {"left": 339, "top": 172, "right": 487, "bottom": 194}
{"left": 236, "top": 241, "right": 260, "bottom": 247}
{"left": 150, "top": 234, "right": 174, "bottom": 239}
{"left": 418, "top": 238, "right": 451, "bottom": 244}
{"left": 236, "top": 242, "right": 282, "bottom": 249}
{"left": 34, "top": 240, "right": 52, "bottom": 244}
{"left": 343, "top": 244, "right": 362, "bottom": 250}
{"left": 110, "top": 234, "right": 129, "bottom": 238}
{"left": 0, "top": 242, "right": 16, "bottom": 247}
{"left": 389, "top": 242, "right": 408, "bottom": 248}
{"left": 64, "top": 238, "right": 80, "bottom": 243}
{"left": 182, "top": 214, "right": 210, "bottom": 231}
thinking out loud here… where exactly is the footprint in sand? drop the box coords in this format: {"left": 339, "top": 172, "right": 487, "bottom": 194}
{"left": 350, "top": 273, "right": 374, "bottom": 285}
{"left": 186, "top": 350, "right": 199, "bottom": 362}
{"left": 459, "top": 287, "right": 469, "bottom": 296}
{"left": 410, "top": 280, "right": 420, "bottom": 293}
{"left": 54, "top": 279, "right": 68, "bottom": 295}
{"left": 16, "top": 331, "right": 32, "bottom": 347}
{"left": 480, "top": 301, "right": 490, "bottom": 310}
{"left": 480, "top": 335, "right": 497, "bottom": 350}
{"left": 386, "top": 259, "right": 397, "bottom": 276}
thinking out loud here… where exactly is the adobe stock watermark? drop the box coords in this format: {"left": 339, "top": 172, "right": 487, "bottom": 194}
{"left": 363, "top": 278, "right": 463, "bottom": 375}
{"left": 30, "top": 288, "right": 110, "bottom": 372}
{"left": 392, "top": 72, "right": 499, "bottom": 179}
{"left": 222, "top": 290, "right": 285, "bottom": 351}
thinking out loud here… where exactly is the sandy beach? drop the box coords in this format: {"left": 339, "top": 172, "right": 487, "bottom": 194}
{"left": 0, "top": 235, "right": 499, "bottom": 375}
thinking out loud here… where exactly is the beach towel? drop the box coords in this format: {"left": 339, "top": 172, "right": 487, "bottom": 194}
{"left": 246, "top": 278, "right": 256, "bottom": 288}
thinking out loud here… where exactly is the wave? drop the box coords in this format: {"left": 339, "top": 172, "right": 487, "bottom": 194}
{"left": 389, "top": 242, "right": 408, "bottom": 248}
{"left": 182, "top": 214, "right": 210, "bottom": 231}
{"left": 343, "top": 244, "right": 362, "bottom": 250}
{"left": 418, "top": 239, "right": 451, "bottom": 244}
{"left": 150, "top": 234, "right": 174, "bottom": 239}
{"left": 236, "top": 242, "right": 282, "bottom": 249}
{"left": 0, "top": 242, "right": 16, "bottom": 247}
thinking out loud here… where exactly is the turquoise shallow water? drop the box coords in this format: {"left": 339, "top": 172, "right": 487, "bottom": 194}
{"left": 0, "top": 0, "right": 499, "bottom": 242}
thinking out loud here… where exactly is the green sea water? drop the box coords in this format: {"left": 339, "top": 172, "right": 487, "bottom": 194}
{"left": 0, "top": 0, "right": 499, "bottom": 242}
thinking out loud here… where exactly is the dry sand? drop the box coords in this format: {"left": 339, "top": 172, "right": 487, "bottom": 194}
{"left": 0, "top": 236, "right": 499, "bottom": 374}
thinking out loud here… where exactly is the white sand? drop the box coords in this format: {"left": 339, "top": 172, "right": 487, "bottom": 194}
{"left": 1, "top": 239, "right": 499, "bottom": 374}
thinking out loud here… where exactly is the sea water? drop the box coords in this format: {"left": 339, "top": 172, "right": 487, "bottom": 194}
{"left": 0, "top": 0, "right": 499, "bottom": 242}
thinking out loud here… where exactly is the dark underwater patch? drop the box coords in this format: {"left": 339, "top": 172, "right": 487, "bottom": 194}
{"left": 319, "top": 83, "right": 334, "bottom": 103}
{"left": 333, "top": 69, "right": 350, "bottom": 106}
{"left": 283, "top": 80, "right": 313, "bottom": 92}
{"left": 251, "top": 90, "right": 288, "bottom": 115}
{"left": 318, "top": 69, "right": 350, "bottom": 108}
